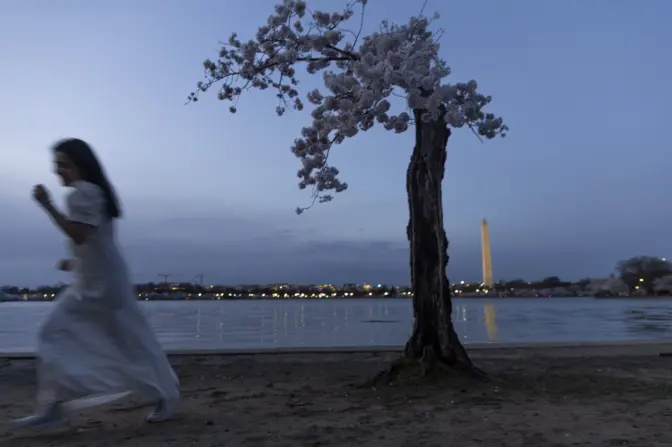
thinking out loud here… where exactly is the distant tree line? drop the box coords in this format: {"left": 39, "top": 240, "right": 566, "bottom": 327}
{"left": 615, "top": 255, "right": 672, "bottom": 295}
{"left": 3, "top": 255, "right": 670, "bottom": 297}
{"left": 489, "top": 256, "right": 672, "bottom": 296}
{"left": 1, "top": 283, "right": 67, "bottom": 296}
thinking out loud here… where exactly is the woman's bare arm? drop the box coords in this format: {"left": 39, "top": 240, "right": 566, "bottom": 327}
{"left": 43, "top": 203, "right": 91, "bottom": 245}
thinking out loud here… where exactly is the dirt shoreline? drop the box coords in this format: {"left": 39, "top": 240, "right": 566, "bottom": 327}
{"left": 2, "top": 346, "right": 672, "bottom": 446}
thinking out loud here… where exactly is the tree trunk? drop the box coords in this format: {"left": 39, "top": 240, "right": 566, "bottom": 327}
{"left": 403, "top": 110, "right": 480, "bottom": 375}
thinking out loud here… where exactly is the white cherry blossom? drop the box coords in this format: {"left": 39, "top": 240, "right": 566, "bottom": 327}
{"left": 189, "top": 0, "right": 507, "bottom": 213}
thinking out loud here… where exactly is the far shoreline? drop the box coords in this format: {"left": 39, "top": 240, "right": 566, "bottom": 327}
{"left": 4, "top": 295, "right": 672, "bottom": 303}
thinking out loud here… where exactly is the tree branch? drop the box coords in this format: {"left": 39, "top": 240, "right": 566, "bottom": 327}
{"left": 188, "top": 0, "right": 508, "bottom": 213}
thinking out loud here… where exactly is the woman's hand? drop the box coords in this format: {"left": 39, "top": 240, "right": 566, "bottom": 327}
{"left": 33, "top": 187, "right": 89, "bottom": 246}
{"left": 32, "top": 184, "right": 52, "bottom": 208}
{"left": 56, "top": 259, "right": 72, "bottom": 272}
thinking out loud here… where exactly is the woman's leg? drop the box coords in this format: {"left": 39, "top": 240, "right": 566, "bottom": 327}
{"left": 14, "top": 291, "right": 75, "bottom": 427}
{"left": 13, "top": 401, "right": 65, "bottom": 428}
{"left": 111, "top": 301, "right": 179, "bottom": 422}
{"left": 14, "top": 349, "right": 67, "bottom": 428}
{"left": 146, "top": 397, "right": 176, "bottom": 423}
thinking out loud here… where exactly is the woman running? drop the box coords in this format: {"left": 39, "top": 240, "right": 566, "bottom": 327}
{"left": 17, "top": 138, "right": 179, "bottom": 428}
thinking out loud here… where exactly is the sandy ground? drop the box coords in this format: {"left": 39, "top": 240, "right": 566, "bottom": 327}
{"left": 2, "top": 345, "right": 672, "bottom": 446}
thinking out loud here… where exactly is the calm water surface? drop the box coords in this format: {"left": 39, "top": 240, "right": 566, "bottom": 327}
{"left": 1, "top": 297, "right": 672, "bottom": 353}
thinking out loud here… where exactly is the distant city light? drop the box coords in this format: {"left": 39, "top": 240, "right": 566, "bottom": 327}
{"left": 9, "top": 269, "right": 671, "bottom": 303}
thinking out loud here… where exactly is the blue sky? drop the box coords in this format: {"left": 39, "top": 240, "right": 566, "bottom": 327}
{"left": 1, "top": 0, "right": 670, "bottom": 287}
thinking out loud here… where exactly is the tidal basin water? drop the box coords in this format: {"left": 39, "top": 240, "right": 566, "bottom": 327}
{"left": 2, "top": 297, "right": 672, "bottom": 354}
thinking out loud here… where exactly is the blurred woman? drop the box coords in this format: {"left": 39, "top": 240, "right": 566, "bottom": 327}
{"left": 17, "top": 138, "right": 179, "bottom": 429}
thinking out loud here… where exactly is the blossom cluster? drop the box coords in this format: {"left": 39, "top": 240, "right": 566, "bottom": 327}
{"left": 189, "top": 0, "right": 507, "bottom": 213}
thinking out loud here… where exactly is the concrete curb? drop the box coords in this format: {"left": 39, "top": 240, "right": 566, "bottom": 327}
{"left": 2, "top": 340, "right": 672, "bottom": 359}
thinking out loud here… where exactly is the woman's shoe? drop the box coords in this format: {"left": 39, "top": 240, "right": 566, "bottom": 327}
{"left": 146, "top": 398, "right": 175, "bottom": 423}
{"left": 13, "top": 403, "right": 65, "bottom": 430}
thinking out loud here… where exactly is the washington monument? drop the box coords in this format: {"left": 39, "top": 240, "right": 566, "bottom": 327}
{"left": 481, "top": 218, "right": 494, "bottom": 288}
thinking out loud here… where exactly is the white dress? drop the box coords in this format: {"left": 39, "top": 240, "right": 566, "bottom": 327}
{"left": 35, "top": 181, "right": 179, "bottom": 411}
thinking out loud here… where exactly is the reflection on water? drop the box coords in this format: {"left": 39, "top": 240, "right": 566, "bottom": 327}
{"left": 2, "top": 297, "right": 672, "bottom": 353}
{"left": 484, "top": 303, "right": 498, "bottom": 341}
{"left": 624, "top": 308, "right": 672, "bottom": 334}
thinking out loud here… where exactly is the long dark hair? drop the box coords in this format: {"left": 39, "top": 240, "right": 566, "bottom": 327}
{"left": 52, "top": 138, "right": 121, "bottom": 219}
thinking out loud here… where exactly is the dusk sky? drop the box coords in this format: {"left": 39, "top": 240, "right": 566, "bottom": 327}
{"left": 1, "top": 0, "right": 670, "bottom": 287}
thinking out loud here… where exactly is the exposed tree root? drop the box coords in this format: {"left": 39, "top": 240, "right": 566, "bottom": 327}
{"left": 363, "top": 347, "right": 487, "bottom": 388}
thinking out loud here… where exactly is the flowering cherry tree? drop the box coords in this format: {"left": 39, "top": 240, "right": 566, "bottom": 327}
{"left": 190, "top": 0, "right": 507, "bottom": 377}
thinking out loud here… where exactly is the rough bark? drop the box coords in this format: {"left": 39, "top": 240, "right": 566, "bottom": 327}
{"left": 403, "top": 109, "right": 482, "bottom": 376}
